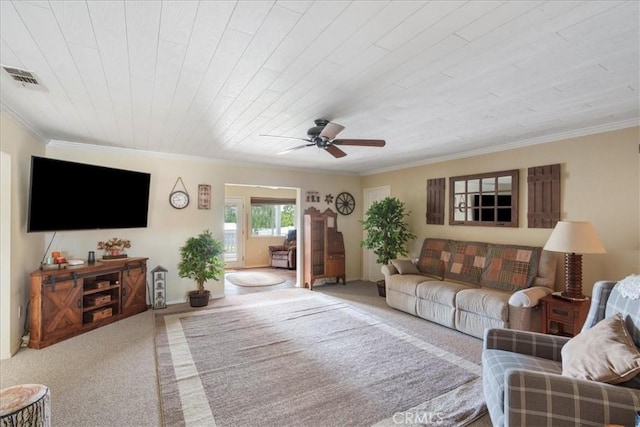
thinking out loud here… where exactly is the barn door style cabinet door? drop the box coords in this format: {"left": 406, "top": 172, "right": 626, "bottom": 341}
{"left": 121, "top": 259, "right": 148, "bottom": 316}
{"left": 303, "top": 207, "right": 346, "bottom": 290}
{"left": 40, "top": 277, "right": 83, "bottom": 343}
{"left": 30, "top": 258, "right": 148, "bottom": 349}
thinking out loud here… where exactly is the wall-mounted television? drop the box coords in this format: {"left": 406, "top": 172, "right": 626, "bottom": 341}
{"left": 27, "top": 156, "right": 151, "bottom": 232}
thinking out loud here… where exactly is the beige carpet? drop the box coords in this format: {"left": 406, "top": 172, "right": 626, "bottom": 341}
{"left": 225, "top": 271, "right": 286, "bottom": 287}
{"left": 155, "top": 288, "right": 486, "bottom": 427}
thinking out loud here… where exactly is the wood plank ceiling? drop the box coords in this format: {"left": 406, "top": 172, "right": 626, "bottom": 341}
{"left": 1, "top": 1, "right": 638, "bottom": 174}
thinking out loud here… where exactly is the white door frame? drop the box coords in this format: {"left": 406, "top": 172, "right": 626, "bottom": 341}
{"left": 362, "top": 185, "right": 391, "bottom": 282}
{"left": 1, "top": 152, "right": 12, "bottom": 359}
{"left": 224, "top": 197, "right": 244, "bottom": 269}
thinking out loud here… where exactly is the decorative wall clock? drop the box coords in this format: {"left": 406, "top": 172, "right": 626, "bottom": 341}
{"left": 335, "top": 192, "right": 355, "bottom": 215}
{"left": 170, "top": 177, "right": 190, "bottom": 209}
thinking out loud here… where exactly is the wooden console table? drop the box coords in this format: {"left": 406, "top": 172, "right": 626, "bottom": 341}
{"left": 29, "top": 257, "right": 148, "bottom": 349}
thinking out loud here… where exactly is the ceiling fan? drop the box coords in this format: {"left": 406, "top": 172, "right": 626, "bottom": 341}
{"left": 260, "top": 119, "right": 386, "bottom": 158}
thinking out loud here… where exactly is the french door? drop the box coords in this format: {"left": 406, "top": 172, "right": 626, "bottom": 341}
{"left": 224, "top": 197, "right": 244, "bottom": 269}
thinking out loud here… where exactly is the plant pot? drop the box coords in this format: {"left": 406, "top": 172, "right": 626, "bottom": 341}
{"left": 376, "top": 280, "right": 386, "bottom": 297}
{"left": 188, "top": 290, "right": 210, "bottom": 307}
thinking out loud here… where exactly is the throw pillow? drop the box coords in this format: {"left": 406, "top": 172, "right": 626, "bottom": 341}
{"left": 391, "top": 259, "right": 419, "bottom": 275}
{"left": 561, "top": 314, "right": 640, "bottom": 384}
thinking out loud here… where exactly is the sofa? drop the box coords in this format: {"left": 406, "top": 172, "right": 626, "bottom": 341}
{"left": 381, "top": 238, "right": 557, "bottom": 339}
{"left": 483, "top": 278, "right": 640, "bottom": 426}
{"left": 268, "top": 230, "right": 296, "bottom": 270}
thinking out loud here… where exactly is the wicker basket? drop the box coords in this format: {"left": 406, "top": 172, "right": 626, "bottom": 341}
{"left": 376, "top": 280, "right": 386, "bottom": 297}
{"left": 188, "top": 290, "right": 210, "bottom": 307}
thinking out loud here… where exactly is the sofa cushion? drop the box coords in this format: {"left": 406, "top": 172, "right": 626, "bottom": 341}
{"left": 386, "top": 274, "right": 426, "bottom": 296}
{"left": 561, "top": 314, "right": 640, "bottom": 384}
{"left": 417, "top": 238, "right": 450, "bottom": 278}
{"left": 456, "top": 288, "right": 510, "bottom": 322}
{"left": 390, "top": 259, "right": 420, "bottom": 275}
{"left": 416, "top": 280, "right": 473, "bottom": 307}
{"left": 444, "top": 241, "right": 488, "bottom": 285}
{"left": 480, "top": 245, "right": 541, "bottom": 292}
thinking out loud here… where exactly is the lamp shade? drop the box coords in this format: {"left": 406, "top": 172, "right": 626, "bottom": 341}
{"left": 543, "top": 221, "right": 606, "bottom": 254}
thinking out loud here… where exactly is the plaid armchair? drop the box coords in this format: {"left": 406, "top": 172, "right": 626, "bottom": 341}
{"left": 483, "top": 280, "right": 640, "bottom": 426}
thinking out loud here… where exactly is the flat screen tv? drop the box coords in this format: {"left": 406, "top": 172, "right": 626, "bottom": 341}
{"left": 27, "top": 156, "right": 151, "bottom": 232}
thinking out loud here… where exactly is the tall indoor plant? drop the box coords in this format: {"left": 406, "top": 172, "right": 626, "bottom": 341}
{"left": 178, "top": 229, "right": 225, "bottom": 307}
{"left": 360, "top": 197, "right": 416, "bottom": 296}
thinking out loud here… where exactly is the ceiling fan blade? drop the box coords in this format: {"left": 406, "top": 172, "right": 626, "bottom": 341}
{"left": 277, "top": 143, "right": 314, "bottom": 155}
{"left": 325, "top": 144, "right": 347, "bottom": 158}
{"left": 332, "top": 139, "right": 386, "bottom": 147}
{"left": 318, "top": 122, "right": 345, "bottom": 140}
{"left": 260, "top": 134, "right": 311, "bottom": 142}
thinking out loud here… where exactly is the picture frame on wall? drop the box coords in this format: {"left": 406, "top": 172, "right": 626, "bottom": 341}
{"left": 198, "top": 184, "right": 211, "bottom": 210}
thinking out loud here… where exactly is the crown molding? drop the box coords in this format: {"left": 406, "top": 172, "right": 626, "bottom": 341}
{"left": 363, "top": 119, "right": 639, "bottom": 176}
{"left": 0, "top": 102, "right": 48, "bottom": 144}
{"left": 46, "top": 140, "right": 361, "bottom": 176}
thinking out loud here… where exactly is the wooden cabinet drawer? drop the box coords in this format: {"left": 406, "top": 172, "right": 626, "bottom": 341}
{"left": 547, "top": 304, "right": 576, "bottom": 322}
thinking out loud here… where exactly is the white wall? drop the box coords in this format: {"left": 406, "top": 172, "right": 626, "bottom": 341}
{"left": 0, "top": 112, "right": 46, "bottom": 358}
{"left": 362, "top": 126, "right": 640, "bottom": 295}
{"left": 44, "top": 142, "right": 362, "bottom": 304}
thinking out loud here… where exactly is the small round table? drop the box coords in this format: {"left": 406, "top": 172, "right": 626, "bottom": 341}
{"left": 0, "top": 384, "right": 51, "bottom": 426}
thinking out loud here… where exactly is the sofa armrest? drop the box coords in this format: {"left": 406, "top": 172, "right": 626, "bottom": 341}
{"left": 483, "top": 328, "right": 569, "bottom": 361}
{"left": 508, "top": 286, "right": 553, "bottom": 308}
{"left": 268, "top": 245, "right": 286, "bottom": 253}
{"left": 381, "top": 264, "right": 398, "bottom": 282}
{"left": 505, "top": 369, "right": 640, "bottom": 426}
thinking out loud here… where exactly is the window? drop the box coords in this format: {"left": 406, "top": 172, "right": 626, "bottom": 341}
{"left": 449, "top": 169, "right": 519, "bottom": 227}
{"left": 250, "top": 197, "right": 296, "bottom": 236}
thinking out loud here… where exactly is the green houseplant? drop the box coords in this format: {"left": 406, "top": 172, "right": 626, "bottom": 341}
{"left": 360, "top": 197, "right": 416, "bottom": 296}
{"left": 178, "top": 229, "right": 225, "bottom": 307}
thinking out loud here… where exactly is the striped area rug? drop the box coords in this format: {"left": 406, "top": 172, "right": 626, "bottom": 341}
{"left": 154, "top": 289, "right": 486, "bottom": 427}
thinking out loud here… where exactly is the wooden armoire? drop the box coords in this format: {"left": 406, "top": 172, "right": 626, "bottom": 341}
{"left": 303, "top": 207, "right": 346, "bottom": 290}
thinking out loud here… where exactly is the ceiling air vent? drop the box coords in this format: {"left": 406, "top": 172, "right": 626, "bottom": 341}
{"left": 2, "top": 66, "right": 40, "bottom": 86}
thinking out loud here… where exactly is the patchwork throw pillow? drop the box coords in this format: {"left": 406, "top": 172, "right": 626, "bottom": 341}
{"left": 561, "top": 314, "right": 640, "bottom": 384}
{"left": 480, "top": 245, "right": 541, "bottom": 292}
{"left": 390, "top": 259, "right": 420, "bottom": 275}
{"left": 444, "top": 241, "right": 488, "bottom": 285}
{"left": 417, "top": 239, "right": 451, "bottom": 279}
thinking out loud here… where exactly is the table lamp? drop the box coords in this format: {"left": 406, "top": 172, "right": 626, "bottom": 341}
{"left": 543, "top": 221, "right": 606, "bottom": 300}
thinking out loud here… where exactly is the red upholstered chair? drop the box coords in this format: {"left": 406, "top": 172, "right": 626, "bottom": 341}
{"left": 268, "top": 230, "right": 296, "bottom": 270}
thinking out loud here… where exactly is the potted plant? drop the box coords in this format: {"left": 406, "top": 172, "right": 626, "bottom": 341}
{"left": 360, "top": 197, "right": 416, "bottom": 297}
{"left": 178, "top": 229, "right": 225, "bottom": 307}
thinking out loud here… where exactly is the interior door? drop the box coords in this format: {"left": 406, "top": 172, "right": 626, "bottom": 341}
{"left": 363, "top": 186, "right": 391, "bottom": 282}
{"left": 224, "top": 197, "right": 244, "bottom": 269}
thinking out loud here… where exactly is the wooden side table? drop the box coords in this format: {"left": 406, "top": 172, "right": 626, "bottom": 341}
{"left": 540, "top": 294, "right": 591, "bottom": 337}
{"left": 0, "top": 384, "right": 51, "bottom": 426}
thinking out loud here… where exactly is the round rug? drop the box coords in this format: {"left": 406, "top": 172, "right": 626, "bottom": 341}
{"left": 226, "top": 271, "right": 286, "bottom": 287}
